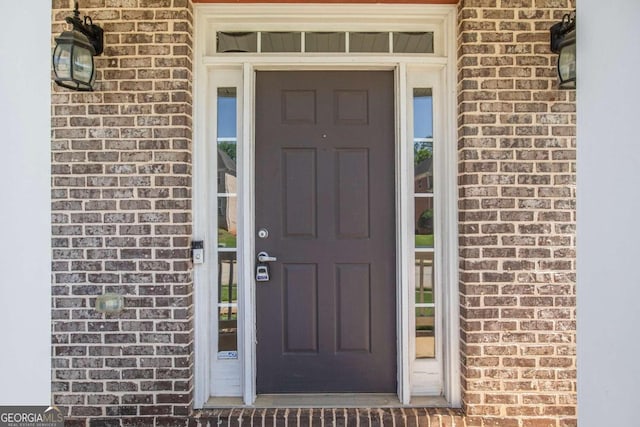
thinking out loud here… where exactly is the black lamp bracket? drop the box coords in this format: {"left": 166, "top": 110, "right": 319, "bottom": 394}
{"left": 65, "top": 1, "right": 104, "bottom": 55}
{"left": 550, "top": 12, "right": 576, "bottom": 54}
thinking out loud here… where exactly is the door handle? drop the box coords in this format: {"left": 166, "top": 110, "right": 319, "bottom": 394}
{"left": 257, "top": 251, "right": 277, "bottom": 263}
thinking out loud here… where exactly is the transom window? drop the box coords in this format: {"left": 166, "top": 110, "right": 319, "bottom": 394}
{"left": 217, "top": 31, "right": 435, "bottom": 54}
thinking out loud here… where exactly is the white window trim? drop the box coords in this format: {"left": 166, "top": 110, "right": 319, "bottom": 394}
{"left": 192, "top": 3, "right": 459, "bottom": 408}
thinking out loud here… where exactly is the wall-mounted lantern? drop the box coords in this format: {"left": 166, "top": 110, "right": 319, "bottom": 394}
{"left": 52, "top": 1, "right": 104, "bottom": 91}
{"left": 550, "top": 12, "right": 576, "bottom": 89}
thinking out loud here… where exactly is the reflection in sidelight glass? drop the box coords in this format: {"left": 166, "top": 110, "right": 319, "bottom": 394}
{"left": 413, "top": 87, "right": 436, "bottom": 359}
{"left": 216, "top": 87, "right": 239, "bottom": 360}
{"left": 415, "top": 252, "right": 435, "bottom": 359}
{"left": 415, "top": 307, "right": 435, "bottom": 358}
{"left": 218, "top": 252, "right": 238, "bottom": 304}
{"left": 415, "top": 252, "right": 434, "bottom": 304}
{"left": 218, "top": 307, "right": 238, "bottom": 354}
{"left": 217, "top": 88, "right": 237, "bottom": 193}
{"left": 414, "top": 158, "right": 433, "bottom": 194}
{"left": 414, "top": 89, "right": 433, "bottom": 138}
{"left": 415, "top": 199, "right": 434, "bottom": 249}
{"left": 414, "top": 89, "right": 433, "bottom": 195}
{"left": 217, "top": 252, "right": 238, "bottom": 357}
{"left": 218, "top": 196, "right": 237, "bottom": 248}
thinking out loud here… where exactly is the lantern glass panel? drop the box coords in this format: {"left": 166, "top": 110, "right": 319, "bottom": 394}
{"left": 53, "top": 44, "right": 72, "bottom": 79}
{"left": 559, "top": 42, "right": 576, "bottom": 83}
{"left": 73, "top": 46, "right": 94, "bottom": 84}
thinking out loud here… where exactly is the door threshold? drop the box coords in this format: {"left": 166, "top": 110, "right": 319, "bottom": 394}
{"left": 204, "top": 394, "right": 399, "bottom": 408}
{"left": 255, "top": 394, "right": 401, "bottom": 408}
{"left": 204, "top": 394, "right": 449, "bottom": 409}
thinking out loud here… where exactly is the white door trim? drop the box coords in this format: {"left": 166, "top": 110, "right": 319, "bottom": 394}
{"left": 192, "top": 3, "right": 459, "bottom": 408}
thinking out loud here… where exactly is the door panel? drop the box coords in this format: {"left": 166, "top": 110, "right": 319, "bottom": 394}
{"left": 283, "top": 263, "right": 318, "bottom": 353}
{"left": 282, "top": 149, "right": 317, "bottom": 238}
{"left": 255, "top": 71, "right": 396, "bottom": 393}
{"left": 336, "top": 263, "right": 371, "bottom": 352}
{"left": 336, "top": 149, "right": 370, "bottom": 239}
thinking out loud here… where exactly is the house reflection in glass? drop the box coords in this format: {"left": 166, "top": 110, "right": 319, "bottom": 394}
{"left": 413, "top": 87, "right": 435, "bottom": 359}
{"left": 216, "top": 87, "right": 239, "bottom": 358}
{"left": 218, "top": 148, "right": 237, "bottom": 239}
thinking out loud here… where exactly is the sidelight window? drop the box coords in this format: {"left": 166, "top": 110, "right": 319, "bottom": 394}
{"left": 406, "top": 71, "right": 457, "bottom": 399}
{"left": 216, "top": 88, "right": 239, "bottom": 360}
{"left": 206, "top": 82, "right": 244, "bottom": 398}
{"left": 413, "top": 88, "right": 435, "bottom": 360}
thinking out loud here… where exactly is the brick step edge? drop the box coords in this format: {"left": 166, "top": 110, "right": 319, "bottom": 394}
{"left": 191, "top": 407, "right": 467, "bottom": 426}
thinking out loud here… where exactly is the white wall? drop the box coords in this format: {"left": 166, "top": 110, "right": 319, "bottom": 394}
{"left": 0, "top": 1, "right": 52, "bottom": 404}
{"left": 577, "top": 1, "right": 640, "bottom": 425}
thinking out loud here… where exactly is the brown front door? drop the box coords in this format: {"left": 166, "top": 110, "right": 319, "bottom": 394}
{"left": 255, "top": 71, "right": 396, "bottom": 393}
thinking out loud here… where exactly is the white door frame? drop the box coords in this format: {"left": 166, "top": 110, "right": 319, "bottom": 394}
{"left": 192, "top": 3, "right": 459, "bottom": 408}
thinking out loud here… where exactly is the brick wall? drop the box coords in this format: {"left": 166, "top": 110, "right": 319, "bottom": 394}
{"left": 457, "top": 0, "right": 576, "bottom": 426}
{"left": 51, "top": 0, "right": 194, "bottom": 424}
